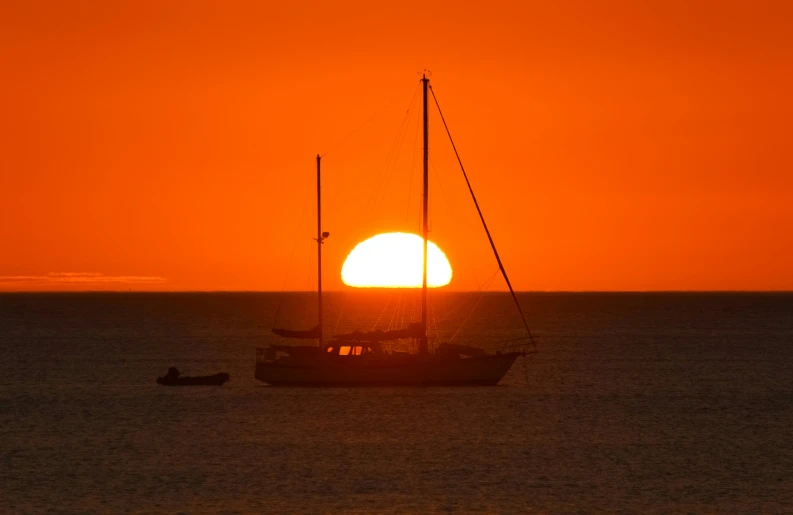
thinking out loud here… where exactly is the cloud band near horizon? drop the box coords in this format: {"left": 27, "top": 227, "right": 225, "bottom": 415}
{"left": 0, "top": 272, "right": 167, "bottom": 286}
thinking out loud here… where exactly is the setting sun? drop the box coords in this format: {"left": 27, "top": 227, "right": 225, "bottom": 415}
{"left": 341, "top": 233, "right": 452, "bottom": 288}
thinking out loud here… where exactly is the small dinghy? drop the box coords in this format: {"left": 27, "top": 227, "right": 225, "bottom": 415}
{"left": 156, "top": 367, "right": 229, "bottom": 386}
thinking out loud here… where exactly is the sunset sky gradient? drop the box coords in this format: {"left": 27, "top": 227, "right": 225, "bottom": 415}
{"left": 1, "top": 1, "right": 791, "bottom": 291}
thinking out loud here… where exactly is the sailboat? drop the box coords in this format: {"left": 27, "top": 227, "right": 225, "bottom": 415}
{"left": 255, "top": 75, "right": 536, "bottom": 386}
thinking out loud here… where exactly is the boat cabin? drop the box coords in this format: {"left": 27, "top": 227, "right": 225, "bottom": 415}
{"left": 256, "top": 342, "right": 385, "bottom": 364}
{"left": 325, "top": 343, "right": 382, "bottom": 356}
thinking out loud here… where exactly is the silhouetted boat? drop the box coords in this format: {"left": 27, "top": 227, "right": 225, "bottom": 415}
{"left": 256, "top": 75, "right": 536, "bottom": 386}
{"left": 157, "top": 367, "right": 229, "bottom": 386}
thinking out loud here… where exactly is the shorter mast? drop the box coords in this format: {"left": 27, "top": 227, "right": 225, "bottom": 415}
{"left": 316, "top": 154, "right": 323, "bottom": 348}
{"left": 271, "top": 156, "right": 327, "bottom": 342}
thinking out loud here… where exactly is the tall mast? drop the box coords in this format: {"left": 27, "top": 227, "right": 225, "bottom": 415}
{"left": 316, "top": 154, "right": 323, "bottom": 348}
{"left": 420, "top": 74, "right": 429, "bottom": 354}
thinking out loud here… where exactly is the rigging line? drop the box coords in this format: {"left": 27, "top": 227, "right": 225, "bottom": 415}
{"left": 399, "top": 292, "right": 406, "bottom": 329}
{"left": 399, "top": 293, "right": 407, "bottom": 329}
{"left": 428, "top": 155, "right": 486, "bottom": 319}
{"left": 273, "top": 165, "right": 314, "bottom": 328}
{"left": 431, "top": 300, "right": 440, "bottom": 350}
{"left": 401, "top": 294, "right": 407, "bottom": 329}
{"left": 387, "top": 294, "right": 396, "bottom": 331}
{"left": 394, "top": 292, "right": 405, "bottom": 329}
{"left": 405, "top": 99, "right": 421, "bottom": 225}
{"left": 369, "top": 88, "right": 419, "bottom": 222}
{"left": 430, "top": 85, "right": 537, "bottom": 352}
{"left": 304, "top": 237, "right": 315, "bottom": 325}
{"left": 360, "top": 86, "right": 420, "bottom": 222}
{"left": 434, "top": 264, "right": 487, "bottom": 323}
{"left": 434, "top": 261, "right": 491, "bottom": 323}
{"left": 372, "top": 294, "right": 392, "bottom": 330}
{"left": 429, "top": 155, "right": 487, "bottom": 317}
{"left": 448, "top": 267, "right": 500, "bottom": 342}
{"left": 434, "top": 291, "right": 475, "bottom": 322}
{"left": 385, "top": 83, "right": 419, "bottom": 204}
{"left": 428, "top": 156, "right": 455, "bottom": 232}
{"left": 386, "top": 293, "right": 399, "bottom": 331}
{"left": 378, "top": 86, "right": 419, "bottom": 185}
{"left": 321, "top": 82, "right": 418, "bottom": 158}
{"left": 333, "top": 305, "right": 345, "bottom": 333}
{"left": 397, "top": 293, "right": 406, "bottom": 330}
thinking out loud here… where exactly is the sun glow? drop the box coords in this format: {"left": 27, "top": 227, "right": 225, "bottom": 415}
{"left": 341, "top": 232, "right": 452, "bottom": 288}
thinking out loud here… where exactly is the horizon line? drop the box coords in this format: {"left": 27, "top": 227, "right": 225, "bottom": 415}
{"left": 1, "top": 289, "right": 792, "bottom": 294}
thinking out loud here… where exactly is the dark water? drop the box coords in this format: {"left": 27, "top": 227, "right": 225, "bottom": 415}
{"left": 1, "top": 292, "right": 792, "bottom": 513}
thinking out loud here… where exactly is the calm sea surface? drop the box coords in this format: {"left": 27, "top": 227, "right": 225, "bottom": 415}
{"left": 1, "top": 292, "right": 792, "bottom": 514}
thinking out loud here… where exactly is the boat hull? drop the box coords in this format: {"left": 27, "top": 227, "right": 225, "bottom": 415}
{"left": 255, "top": 353, "right": 520, "bottom": 386}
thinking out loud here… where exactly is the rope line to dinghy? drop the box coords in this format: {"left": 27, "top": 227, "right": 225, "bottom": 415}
{"left": 522, "top": 351, "right": 534, "bottom": 386}
{"left": 429, "top": 85, "right": 538, "bottom": 355}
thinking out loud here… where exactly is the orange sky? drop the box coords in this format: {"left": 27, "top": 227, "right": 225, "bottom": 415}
{"left": 1, "top": 0, "right": 791, "bottom": 291}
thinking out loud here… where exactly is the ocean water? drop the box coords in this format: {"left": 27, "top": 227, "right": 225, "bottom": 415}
{"left": 1, "top": 292, "right": 792, "bottom": 513}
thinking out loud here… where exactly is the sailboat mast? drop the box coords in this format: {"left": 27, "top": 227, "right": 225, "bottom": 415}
{"left": 316, "top": 154, "right": 323, "bottom": 348}
{"left": 420, "top": 74, "right": 429, "bottom": 354}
